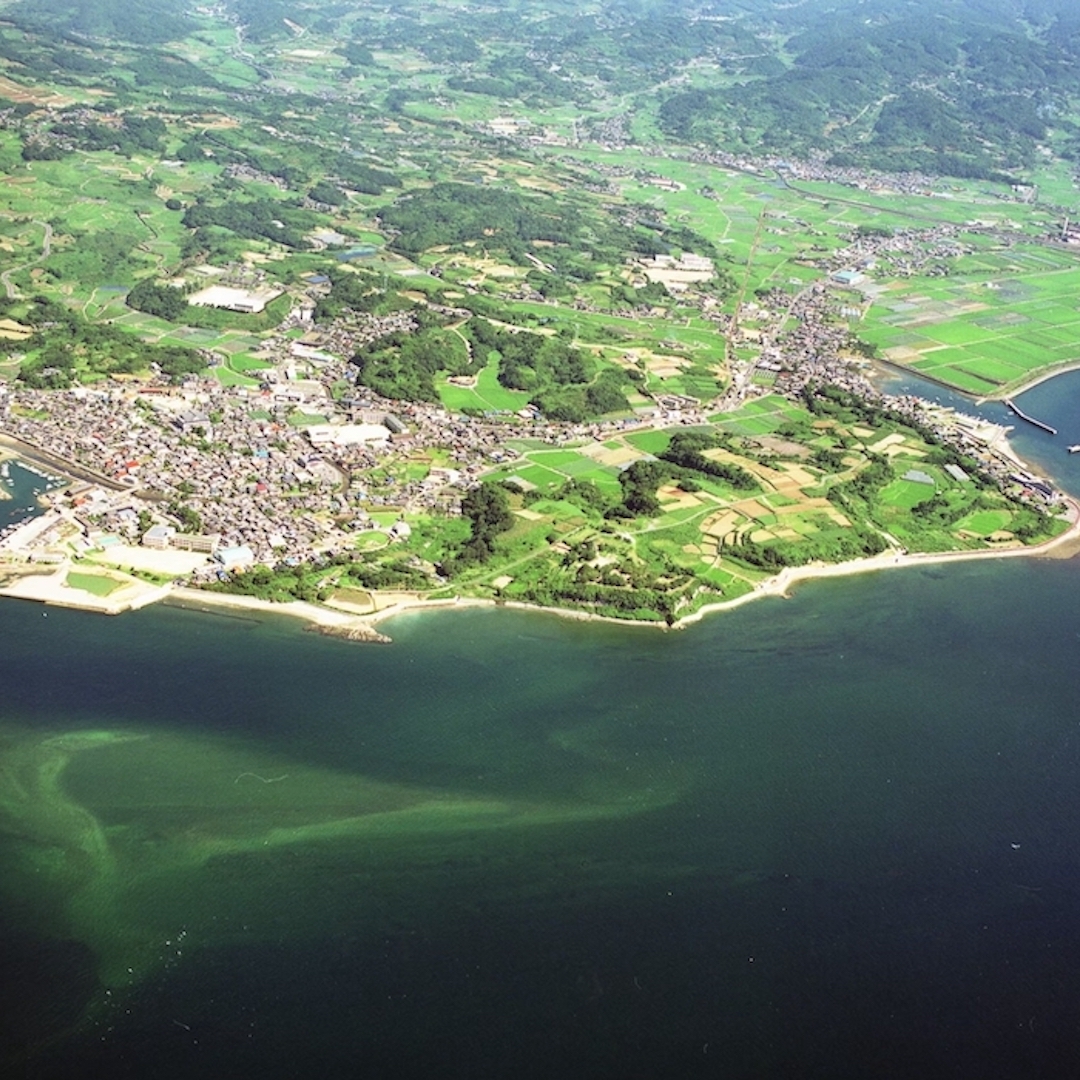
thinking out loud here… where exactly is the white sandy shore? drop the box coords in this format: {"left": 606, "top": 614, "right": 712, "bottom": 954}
{"left": 676, "top": 495, "right": 1080, "bottom": 628}
{"left": 363, "top": 492, "right": 1080, "bottom": 634}
{"left": 152, "top": 493, "right": 1080, "bottom": 638}
{"left": 164, "top": 587, "right": 392, "bottom": 639}
{"left": 4, "top": 499, "right": 1077, "bottom": 638}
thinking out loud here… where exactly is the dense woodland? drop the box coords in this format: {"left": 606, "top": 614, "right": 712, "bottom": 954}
{"left": 345, "top": 311, "right": 636, "bottom": 421}
{"left": 379, "top": 181, "right": 674, "bottom": 265}
{"left": 653, "top": 0, "right": 1080, "bottom": 176}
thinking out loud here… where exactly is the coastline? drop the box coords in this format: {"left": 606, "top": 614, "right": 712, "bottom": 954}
{"left": 674, "top": 500, "right": 1080, "bottom": 630}
{"left": 163, "top": 587, "right": 394, "bottom": 642}
{"left": 2, "top": 428, "right": 1078, "bottom": 639}
{"left": 150, "top": 493, "right": 1080, "bottom": 637}
{"left": 0, "top": 446, "right": 16, "bottom": 500}
{"left": 0, "top": 431, "right": 129, "bottom": 492}
{"left": 875, "top": 353, "right": 1080, "bottom": 420}
{"left": 977, "top": 359, "right": 1080, "bottom": 403}
{"left": 3, "top": 494, "right": 1076, "bottom": 639}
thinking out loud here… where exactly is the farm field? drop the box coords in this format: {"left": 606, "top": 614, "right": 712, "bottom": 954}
{"left": 859, "top": 244, "right": 1080, "bottom": 395}
{"left": 456, "top": 387, "right": 1056, "bottom": 621}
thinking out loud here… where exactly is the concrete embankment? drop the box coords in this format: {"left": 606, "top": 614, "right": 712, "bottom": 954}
{"left": 1004, "top": 399, "right": 1057, "bottom": 435}
{"left": 0, "top": 431, "right": 128, "bottom": 491}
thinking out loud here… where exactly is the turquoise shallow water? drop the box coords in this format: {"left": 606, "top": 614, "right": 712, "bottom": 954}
{"left": 3, "top": 377, "right": 1080, "bottom": 1077}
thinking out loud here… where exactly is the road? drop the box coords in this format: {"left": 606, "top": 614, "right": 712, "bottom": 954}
{"left": 1, "top": 219, "right": 53, "bottom": 299}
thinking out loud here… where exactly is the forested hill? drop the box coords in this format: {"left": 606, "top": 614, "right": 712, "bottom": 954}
{"left": 2, "top": 0, "right": 194, "bottom": 44}
{"left": 5, "top": 0, "right": 1080, "bottom": 179}
{"left": 657, "top": 0, "right": 1080, "bottom": 179}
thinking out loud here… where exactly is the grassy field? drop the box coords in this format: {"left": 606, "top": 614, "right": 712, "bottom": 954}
{"left": 436, "top": 356, "right": 532, "bottom": 413}
{"left": 65, "top": 571, "right": 122, "bottom": 597}
{"left": 709, "top": 394, "right": 812, "bottom": 434}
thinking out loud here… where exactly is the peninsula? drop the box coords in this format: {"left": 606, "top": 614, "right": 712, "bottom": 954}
{"left": 1, "top": 0, "right": 1079, "bottom": 630}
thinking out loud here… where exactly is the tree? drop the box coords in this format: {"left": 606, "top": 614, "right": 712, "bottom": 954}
{"left": 442, "top": 483, "right": 515, "bottom": 574}
{"left": 127, "top": 280, "right": 189, "bottom": 321}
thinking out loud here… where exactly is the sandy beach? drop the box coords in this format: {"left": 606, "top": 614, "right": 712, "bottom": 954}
{"left": 146, "top": 493, "right": 1080, "bottom": 639}
{"left": 383, "top": 491, "right": 1080, "bottom": 634}
{"left": 4, "top": 496, "right": 1075, "bottom": 639}
{"left": 674, "top": 495, "right": 1080, "bottom": 627}
{"left": 164, "top": 587, "right": 393, "bottom": 641}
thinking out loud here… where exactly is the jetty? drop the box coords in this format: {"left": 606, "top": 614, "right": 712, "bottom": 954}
{"left": 1004, "top": 399, "right": 1057, "bottom": 436}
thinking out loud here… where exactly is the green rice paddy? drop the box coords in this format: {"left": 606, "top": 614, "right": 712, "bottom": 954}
{"left": 862, "top": 249, "right": 1080, "bottom": 393}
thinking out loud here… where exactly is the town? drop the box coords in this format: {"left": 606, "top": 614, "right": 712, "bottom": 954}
{"left": 0, "top": 236, "right": 1059, "bottom": 614}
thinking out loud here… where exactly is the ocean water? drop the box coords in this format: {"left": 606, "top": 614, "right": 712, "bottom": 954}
{"left": 2, "top": 382, "right": 1080, "bottom": 1078}
{"left": 0, "top": 457, "right": 65, "bottom": 530}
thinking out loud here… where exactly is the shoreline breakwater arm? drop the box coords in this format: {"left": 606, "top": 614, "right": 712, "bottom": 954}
{"left": 1004, "top": 399, "right": 1057, "bottom": 436}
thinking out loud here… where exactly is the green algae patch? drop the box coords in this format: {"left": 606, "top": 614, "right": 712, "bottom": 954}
{"left": 0, "top": 717, "right": 690, "bottom": 1024}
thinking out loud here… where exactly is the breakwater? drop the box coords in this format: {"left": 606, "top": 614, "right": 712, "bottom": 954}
{"left": 1005, "top": 398, "right": 1057, "bottom": 435}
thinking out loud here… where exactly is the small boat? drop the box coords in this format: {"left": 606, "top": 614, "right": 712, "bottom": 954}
{"left": 1069, "top": 445, "right": 1080, "bottom": 454}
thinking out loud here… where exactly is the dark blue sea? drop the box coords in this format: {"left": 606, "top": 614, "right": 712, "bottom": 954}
{"left": 3, "top": 377, "right": 1080, "bottom": 1079}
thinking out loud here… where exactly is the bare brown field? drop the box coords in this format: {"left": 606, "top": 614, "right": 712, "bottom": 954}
{"left": 0, "top": 74, "right": 72, "bottom": 106}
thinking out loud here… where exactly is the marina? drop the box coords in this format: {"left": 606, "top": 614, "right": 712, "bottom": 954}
{"left": 0, "top": 460, "right": 65, "bottom": 548}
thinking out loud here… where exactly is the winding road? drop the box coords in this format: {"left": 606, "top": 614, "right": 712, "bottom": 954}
{"left": 1, "top": 218, "right": 54, "bottom": 299}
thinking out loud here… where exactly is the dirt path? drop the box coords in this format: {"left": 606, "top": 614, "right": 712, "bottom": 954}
{"left": 1, "top": 219, "right": 53, "bottom": 299}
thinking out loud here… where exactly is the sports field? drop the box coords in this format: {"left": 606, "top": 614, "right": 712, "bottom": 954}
{"left": 65, "top": 571, "right": 122, "bottom": 597}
